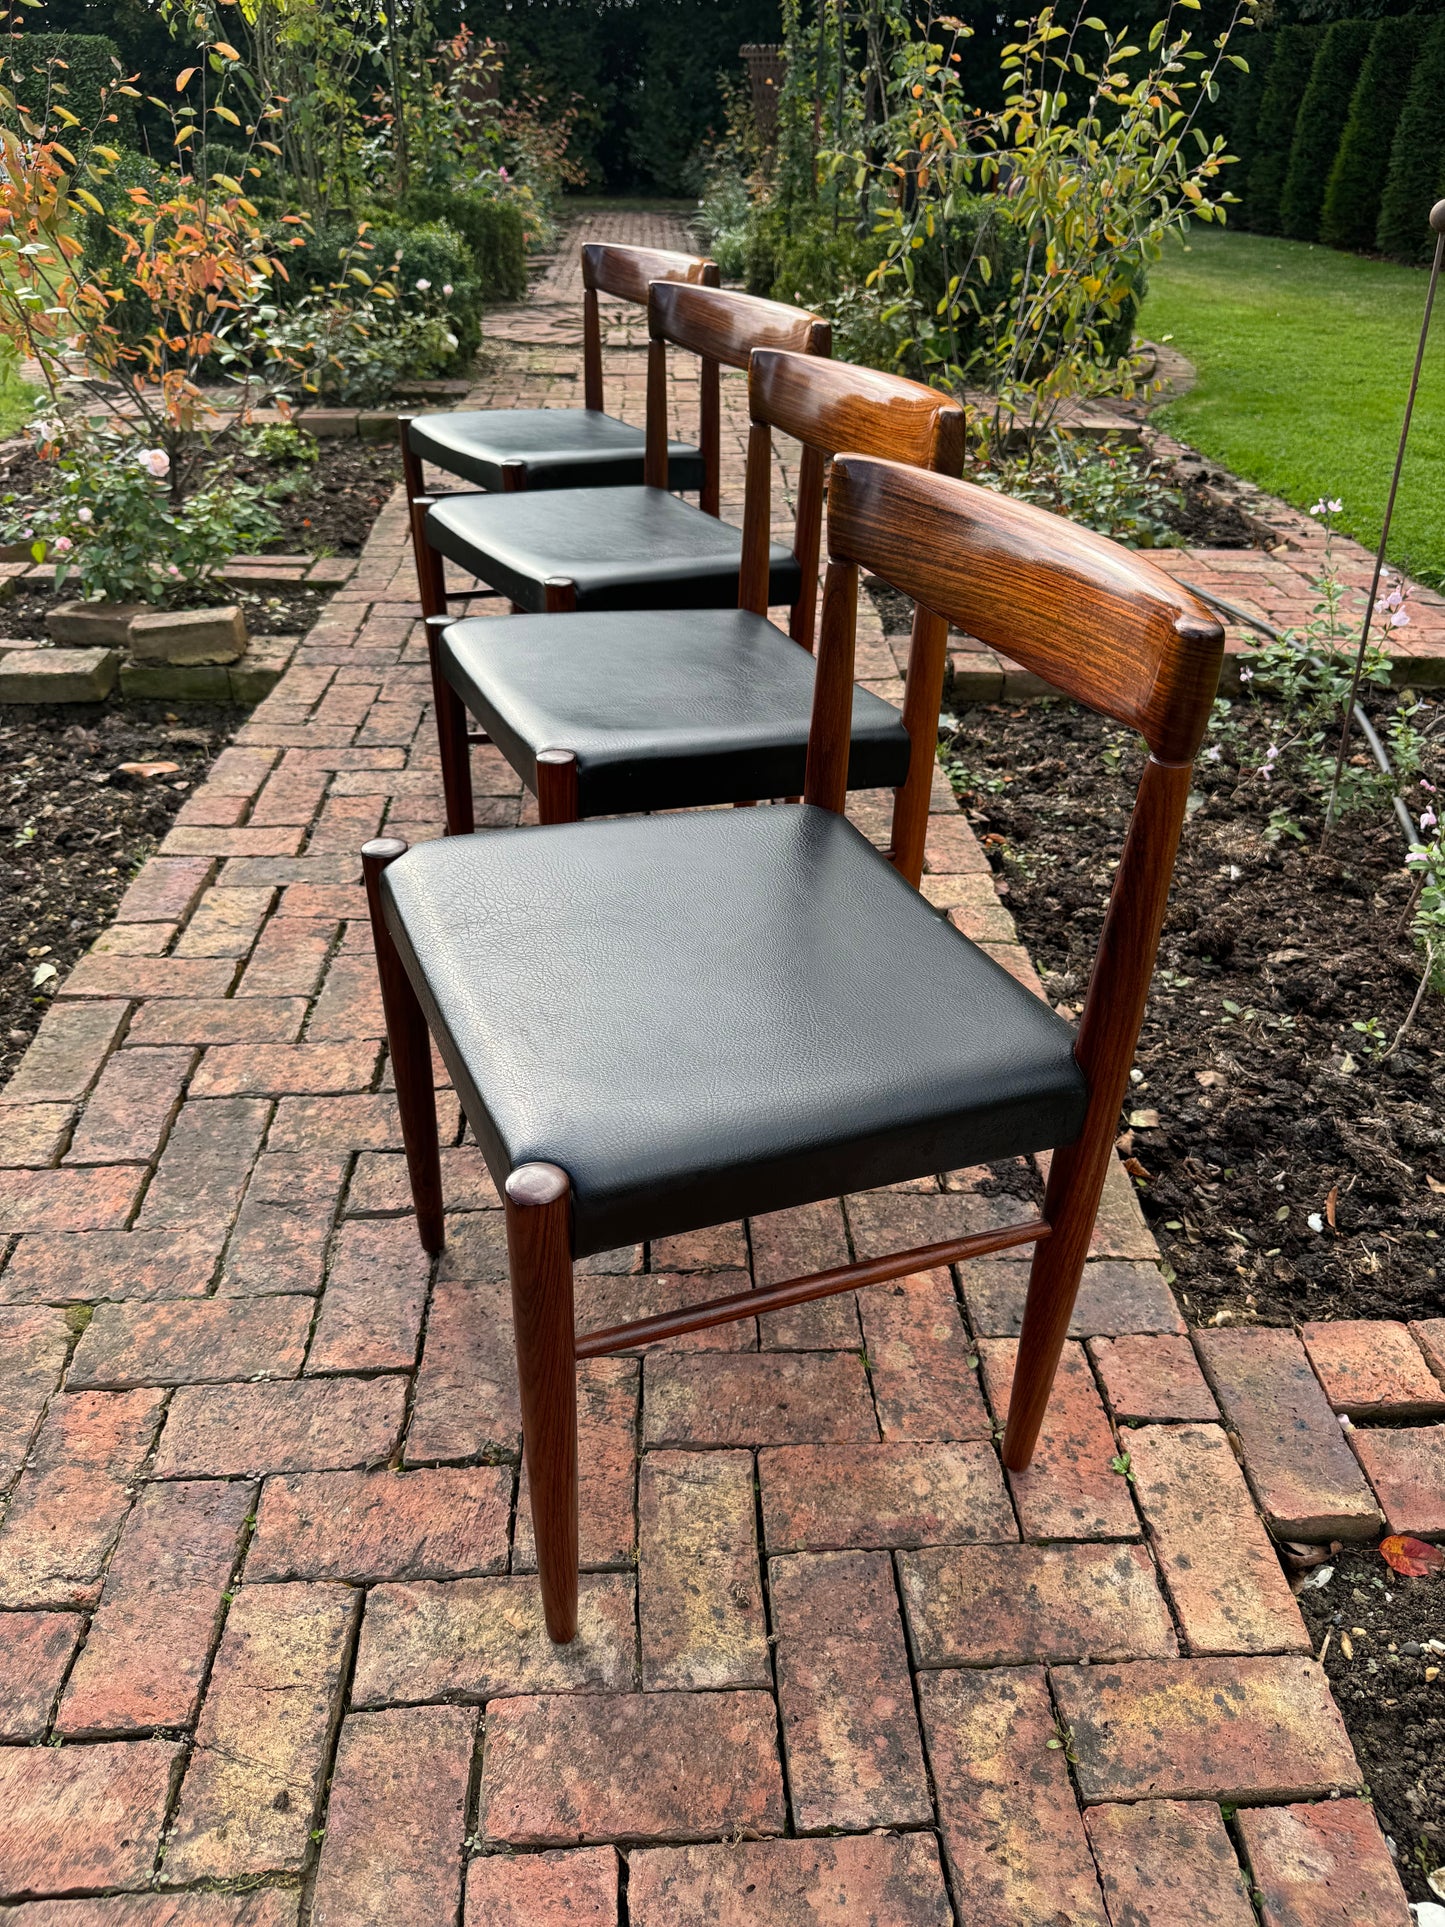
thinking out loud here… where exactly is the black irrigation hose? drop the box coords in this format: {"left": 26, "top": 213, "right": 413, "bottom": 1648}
{"left": 1180, "top": 578, "right": 1422, "bottom": 854}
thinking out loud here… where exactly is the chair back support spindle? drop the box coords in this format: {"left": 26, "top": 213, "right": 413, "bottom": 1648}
{"left": 578, "top": 243, "right": 718, "bottom": 417}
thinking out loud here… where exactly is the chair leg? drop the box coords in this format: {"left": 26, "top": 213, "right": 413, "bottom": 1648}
{"left": 361, "top": 839, "right": 445, "bottom": 1256}
{"left": 505, "top": 1163, "right": 579, "bottom": 1644}
{"left": 1001, "top": 1136, "right": 1100, "bottom": 1471}
{"left": 422, "top": 616, "right": 476, "bottom": 837}
{"left": 398, "top": 416, "right": 426, "bottom": 506}
{"left": 536, "top": 749, "right": 579, "bottom": 825}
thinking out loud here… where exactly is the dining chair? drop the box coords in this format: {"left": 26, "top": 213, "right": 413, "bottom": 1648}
{"left": 397, "top": 242, "right": 719, "bottom": 504}
{"left": 424, "top": 350, "right": 965, "bottom": 875}
{"left": 361, "top": 454, "right": 1224, "bottom": 1644}
{"left": 408, "top": 282, "right": 830, "bottom": 635}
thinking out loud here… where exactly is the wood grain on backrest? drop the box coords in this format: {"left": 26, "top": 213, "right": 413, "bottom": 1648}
{"left": 582, "top": 244, "right": 718, "bottom": 305}
{"left": 824, "top": 455, "right": 1223, "bottom": 766}
{"left": 749, "top": 351, "right": 964, "bottom": 474}
{"left": 648, "top": 282, "right": 831, "bottom": 370}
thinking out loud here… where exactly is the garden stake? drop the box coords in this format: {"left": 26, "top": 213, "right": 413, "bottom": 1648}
{"left": 1324, "top": 199, "right": 1445, "bottom": 832}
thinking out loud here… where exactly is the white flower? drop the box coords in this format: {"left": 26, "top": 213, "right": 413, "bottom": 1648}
{"left": 1423, "top": 807, "right": 1439, "bottom": 832}
{"left": 444, "top": 332, "right": 458, "bottom": 351}
{"left": 76, "top": 506, "right": 92, "bottom": 524}
{"left": 1391, "top": 608, "right": 1410, "bottom": 628}
{"left": 415, "top": 278, "right": 431, "bottom": 292}
{"left": 442, "top": 283, "right": 453, "bottom": 296}
{"left": 139, "top": 448, "right": 170, "bottom": 479}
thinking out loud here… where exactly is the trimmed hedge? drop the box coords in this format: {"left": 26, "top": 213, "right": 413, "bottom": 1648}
{"left": 1244, "top": 24, "right": 1319, "bottom": 235}
{"left": 1377, "top": 13, "right": 1445, "bottom": 265}
{"left": 1279, "top": 19, "right": 1374, "bottom": 244}
{"left": 3, "top": 31, "right": 134, "bottom": 142}
{"left": 401, "top": 188, "right": 528, "bottom": 303}
{"left": 1322, "top": 16, "right": 1424, "bottom": 254}
{"left": 1223, "top": 29, "right": 1274, "bottom": 198}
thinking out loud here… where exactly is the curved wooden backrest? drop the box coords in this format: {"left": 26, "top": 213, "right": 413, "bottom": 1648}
{"left": 581, "top": 243, "right": 718, "bottom": 305}
{"left": 648, "top": 282, "right": 831, "bottom": 370}
{"left": 749, "top": 350, "right": 964, "bottom": 474}
{"left": 822, "top": 455, "right": 1223, "bottom": 766}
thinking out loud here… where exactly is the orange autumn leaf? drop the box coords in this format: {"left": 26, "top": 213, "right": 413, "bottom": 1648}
{"left": 1381, "top": 1534, "right": 1444, "bottom": 1578}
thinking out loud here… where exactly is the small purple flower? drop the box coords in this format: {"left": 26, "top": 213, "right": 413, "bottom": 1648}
{"left": 1423, "top": 807, "right": 1439, "bottom": 832}
{"left": 1239, "top": 665, "right": 1254, "bottom": 684}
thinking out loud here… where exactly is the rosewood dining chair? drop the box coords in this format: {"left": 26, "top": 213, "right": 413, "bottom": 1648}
{"left": 362, "top": 454, "right": 1224, "bottom": 1645}
{"left": 422, "top": 349, "right": 965, "bottom": 876}
{"left": 408, "top": 282, "right": 830, "bottom": 631}
{"left": 397, "top": 242, "right": 718, "bottom": 505}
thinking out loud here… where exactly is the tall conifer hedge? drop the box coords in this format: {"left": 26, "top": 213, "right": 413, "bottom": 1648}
{"left": 1322, "top": 16, "right": 1423, "bottom": 254}
{"left": 1279, "top": 18, "right": 1374, "bottom": 243}
{"left": 1377, "top": 13, "right": 1445, "bottom": 265}
{"left": 1244, "top": 25, "right": 1319, "bottom": 235}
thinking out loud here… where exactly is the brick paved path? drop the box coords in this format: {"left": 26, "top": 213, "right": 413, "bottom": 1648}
{"left": 0, "top": 208, "right": 1436, "bottom": 1925}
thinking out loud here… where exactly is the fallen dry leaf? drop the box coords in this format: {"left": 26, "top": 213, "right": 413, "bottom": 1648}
{"left": 1428, "top": 1174, "right": 1445, "bottom": 1196}
{"left": 1325, "top": 1185, "right": 1338, "bottom": 1232}
{"left": 1339, "top": 1632, "right": 1354, "bottom": 1660}
{"left": 1122, "top": 1157, "right": 1151, "bottom": 1181}
{"left": 1129, "top": 1109, "right": 1161, "bottom": 1129}
{"left": 1196, "top": 1070, "right": 1224, "bottom": 1089}
{"left": 1381, "top": 1534, "right": 1445, "bottom": 1579}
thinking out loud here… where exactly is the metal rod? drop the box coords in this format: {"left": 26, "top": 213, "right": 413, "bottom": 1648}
{"left": 1324, "top": 202, "right": 1445, "bottom": 831}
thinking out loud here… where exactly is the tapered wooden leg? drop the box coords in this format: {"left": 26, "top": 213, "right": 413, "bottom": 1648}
{"left": 398, "top": 415, "right": 426, "bottom": 504}
{"left": 424, "top": 614, "right": 476, "bottom": 838}
{"left": 542, "top": 577, "right": 578, "bottom": 614}
{"left": 361, "top": 839, "right": 445, "bottom": 1255}
{"left": 536, "top": 748, "right": 579, "bottom": 824}
{"left": 505, "top": 1163, "right": 578, "bottom": 1644}
{"left": 1000, "top": 1141, "right": 1097, "bottom": 1470}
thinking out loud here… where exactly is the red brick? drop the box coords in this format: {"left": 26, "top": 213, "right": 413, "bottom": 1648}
{"left": 68, "top": 1296, "right": 311, "bottom": 1389}
{"left": 0, "top": 1102, "right": 72, "bottom": 1166}
{"left": 279, "top": 882, "right": 367, "bottom": 919}
{"left": 465, "top": 1847, "right": 618, "bottom": 1925}
{"left": 628, "top": 1835, "right": 953, "bottom": 1926}
{"left": 406, "top": 1280, "right": 520, "bottom": 1462}
{"left": 516, "top": 1359, "right": 637, "bottom": 1573}
{"left": 266, "top": 1091, "right": 411, "bottom": 1154}
{"left": 306, "top": 1217, "right": 430, "bottom": 1373}
{"left": 847, "top": 1184, "right": 1020, "bottom": 1259}
{"left": 1195, "top": 1328, "right": 1382, "bottom": 1541}
{"left": 924, "top": 813, "right": 991, "bottom": 875}
{"left": 90, "top": 922, "right": 176, "bottom": 956}
{"left": 311, "top": 1705, "right": 474, "bottom": 1927}
{"left": 1129, "top": 1424, "right": 1309, "bottom": 1655}
{"left": 0, "top": 1228, "right": 220, "bottom": 1304}
{"left": 125, "top": 996, "right": 307, "bottom": 1047}
{"left": 207, "top": 745, "right": 281, "bottom": 798}
{"left": 480, "top": 1691, "right": 784, "bottom": 1848}
{"left": 1236, "top": 1799, "right": 1412, "bottom": 1927}
{"left": 191, "top": 1039, "right": 379, "bottom": 1099}
{"left": 57, "top": 1478, "right": 253, "bottom": 1736}
{"left": 918, "top": 1666, "right": 1107, "bottom": 1926}
{"left": 222, "top": 1152, "right": 347, "bottom": 1296}
{"left": 160, "top": 826, "right": 306, "bottom": 858}
{"left": 1052, "top": 1656, "right": 1361, "bottom": 1803}
{"left": 307, "top": 793, "right": 386, "bottom": 853}
{"left": 0, "top": 1165, "right": 143, "bottom": 1234}
{"left": 218, "top": 853, "right": 360, "bottom": 890}
{"left": 154, "top": 1376, "right": 406, "bottom": 1478}
{"left": 135, "top": 1099, "right": 270, "bottom": 1233}
{"left": 0, "top": 1891, "right": 302, "bottom": 1926}
{"left": 1302, "top": 1319, "right": 1445, "bottom": 1421}
{"left": 250, "top": 768, "right": 327, "bottom": 826}
{"left": 0, "top": 1001, "right": 128, "bottom": 1105}
{"left": 0, "top": 1390, "right": 164, "bottom": 1608}
{"left": 173, "top": 784, "right": 256, "bottom": 825}
{"left": 759, "top": 1440, "right": 1015, "bottom": 1552}
{"left": 172, "top": 887, "right": 277, "bottom": 957}
{"left": 750, "top": 1202, "right": 857, "bottom": 1348}
{"left": 979, "top": 1337, "right": 1139, "bottom": 1539}
{"left": 1412, "top": 1315, "right": 1445, "bottom": 1388}
{"left": 901, "top": 1541, "right": 1176, "bottom": 1667}
{"left": 638, "top": 1450, "right": 768, "bottom": 1691}
{"left": 346, "top": 1145, "right": 499, "bottom": 1215}
{"left": 166, "top": 1581, "right": 359, "bottom": 1880}
{"left": 0, "top": 1305, "right": 72, "bottom": 1484}
{"left": 235, "top": 918, "right": 335, "bottom": 997}
{"left": 652, "top": 1218, "right": 750, "bottom": 1271}
{"left": 1089, "top": 1332, "right": 1218, "bottom": 1422}
{"left": 0, "top": 1740, "right": 180, "bottom": 1899}
{"left": 434, "top": 1209, "right": 510, "bottom": 1279}
{"left": 116, "top": 855, "right": 214, "bottom": 923}
{"left": 573, "top": 1268, "right": 756, "bottom": 1354}
{"left": 1084, "top": 1801, "right": 1256, "bottom": 1927}
{"left": 0, "top": 1610, "right": 82, "bottom": 1740}
{"left": 643, "top": 1352, "right": 876, "bottom": 1448}
{"left": 959, "top": 1256, "right": 1185, "bottom": 1337}
{"left": 858, "top": 1267, "right": 991, "bottom": 1440}
{"left": 308, "top": 953, "right": 386, "bottom": 1041}
{"left": 64, "top": 1049, "right": 193, "bottom": 1166}
{"left": 350, "top": 1574, "right": 636, "bottom": 1707}
{"left": 248, "top": 1465, "right": 511, "bottom": 1581}
{"left": 61, "top": 955, "right": 236, "bottom": 1000}
{"left": 771, "top": 1550, "right": 931, "bottom": 1830}
{"left": 1350, "top": 1424, "right": 1445, "bottom": 1537}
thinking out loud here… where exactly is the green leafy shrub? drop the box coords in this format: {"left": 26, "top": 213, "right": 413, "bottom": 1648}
{"left": 1, "top": 31, "right": 134, "bottom": 143}
{"left": 1321, "top": 17, "right": 1423, "bottom": 253}
{"left": 1245, "top": 24, "right": 1319, "bottom": 236}
{"left": 402, "top": 187, "right": 528, "bottom": 303}
{"left": 260, "top": 294, "right": 462, "bottom": 408}
{"left": 981, "top": 436, "right": 1182, "bottom": 550}
{"left": 1279, "top": 19, "right": 1374, "bottom": 244}
{"left": 277, "top": 217, "right": 480, "bottom": 366}
{"left": 1377, "top": 13, "right": 1445, "bottom": 265}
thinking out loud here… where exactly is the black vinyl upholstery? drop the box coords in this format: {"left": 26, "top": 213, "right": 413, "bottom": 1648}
{"left": 425, "top": 486, "right": 803, "bottom": 615}
{"left": 381, "top": 805, "right": 1088, "bottom": 1257}
{"left": 407, "top": 408, "right": 706, "bottom": 494}
{"left": 439, "top": 609, "right": 912, "bottom": 814}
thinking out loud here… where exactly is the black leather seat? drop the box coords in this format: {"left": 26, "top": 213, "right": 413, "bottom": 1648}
{"left": 425, "top": 486, "right": 803, "bottom": 615}
{"left": 439, "top": 608, "right": 912, "bottom": 815}
{"left": 407, "top": 409, "right": 706, "bottom": 494}
{"left": 380, "top": 804, "right": 1088, "bottom": 1258}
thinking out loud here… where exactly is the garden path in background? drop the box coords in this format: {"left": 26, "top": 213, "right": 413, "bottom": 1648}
{"left": 0, "top": 206, "right": 1438, "bottom": 1923}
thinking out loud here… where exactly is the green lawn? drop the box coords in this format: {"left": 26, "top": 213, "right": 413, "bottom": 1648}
{"left": 1142, "top": 225, "right": 1445, "bottom": 586}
